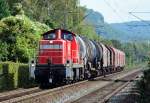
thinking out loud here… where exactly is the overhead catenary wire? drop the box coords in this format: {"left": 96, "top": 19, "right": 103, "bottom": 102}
{"left": 104, "top": 0, "right": 150, "bottom": 28}
{"left": 101, "top": 0, "right": 126, "bottom": 28}
{"left": 119, "top": 0, "right": 150, "bottom": 27}
{"left": 103, "top": 0, "right": 134, "bottom": 34}
{"left": 128, "top": 12, "right": 150, "bottom": 33}
{"left": 104, "top": 0, "right": 148, "bottom": 26}
{"left": 130, "top": 0, "right": 141, "bottom": 12}
{"left": 103, "top": 0, "right": 150, "bottom": 39}
{"left": 128, "top": 12, "right": 150, "bottom": 26}
{"left": 111, "top": 0, "right": 139, "bottom": 30}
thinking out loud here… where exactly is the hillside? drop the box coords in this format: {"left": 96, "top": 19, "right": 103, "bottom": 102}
{"left": 85, "top": 9, "right": 150, "bottom": 42}
{"left": 111, "top": 21, "right": 150, "bottom": 41}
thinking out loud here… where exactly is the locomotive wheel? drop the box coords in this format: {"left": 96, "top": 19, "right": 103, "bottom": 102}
{"left": 85, "top": 70, "right": 91, "bottom": 80}
{"left": 39, "top": 83, "right": 49, "bottom": 89}
{"left": 39, "top": 82, "right": 55, "bottom": 89}
{"left": 66, "top": 79, "right": 72, "bottom": 84}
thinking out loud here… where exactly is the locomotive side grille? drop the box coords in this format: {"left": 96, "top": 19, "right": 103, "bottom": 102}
{"left": 40, "top": 44, "right": 62, "bottom": 49}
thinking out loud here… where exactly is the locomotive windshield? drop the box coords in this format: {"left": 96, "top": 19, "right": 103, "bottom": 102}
{"left": 43, "top": 33, "right": 56, "bottom": 40}
{"left": 62, "top": 33, "right": 73, "bottom": 41}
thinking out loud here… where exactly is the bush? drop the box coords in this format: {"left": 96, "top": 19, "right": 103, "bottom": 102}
{"left": 0, "top": 14, "right": 50, "bottom": 62}
{"left": 0, "top": 62, "right": 36, "bottom": 91}
{"left": 137, "top": 64, "right": 150, "bottom": 103}
{"left": 0, "top": 62, "right": 15, "bottom": 91}
{"left": 18, "top": 64, "right": 36, "bottom": 88}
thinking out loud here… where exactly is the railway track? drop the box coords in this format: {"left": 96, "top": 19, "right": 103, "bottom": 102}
{"left": 0, "top": 87, "right": 41, "bottom": 102}
{"left": 0, "top": 68, "right": 143, "bottom": 103}
{"left": 107, "top": 76, "right": 142, "bottom": 103}
{"left": 72, "top": 69, "right": 142, "bottom": 103}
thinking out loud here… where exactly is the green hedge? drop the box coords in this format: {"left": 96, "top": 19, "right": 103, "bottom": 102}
{"left": 0, "top": 62, "right": 36, "bottom": 91}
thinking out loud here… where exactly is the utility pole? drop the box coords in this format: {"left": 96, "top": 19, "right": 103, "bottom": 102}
{"left": 62, "top": 0, "right": 67, "bottom": 29}
{"left": 62, "top": 0, "right": 79, "bottom": 30}
{"left": 61, "top": 0, "right": 93, "bottom": 31}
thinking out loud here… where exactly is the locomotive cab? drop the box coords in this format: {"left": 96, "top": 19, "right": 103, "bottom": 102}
{"left": 38, "top": 29, "right": 80, "bottom": 65}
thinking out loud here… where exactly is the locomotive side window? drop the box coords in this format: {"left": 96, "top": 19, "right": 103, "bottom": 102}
{"left": 62, "top": 33, "right": 73, "bottom": 41}
{"left": 68, "top": 34, "right": 73, "bottom": 41}
{"left": 43, "top": 33, "right": 56, "bottom": 40}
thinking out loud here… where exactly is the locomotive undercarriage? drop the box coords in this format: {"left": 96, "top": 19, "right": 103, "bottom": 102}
{"left": 34, "top": 64, "right": 88, "bottom": 88}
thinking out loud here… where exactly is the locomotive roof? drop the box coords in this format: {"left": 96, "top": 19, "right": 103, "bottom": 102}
{"left": 42, "top": 29, "right": 76, "bottom": 36}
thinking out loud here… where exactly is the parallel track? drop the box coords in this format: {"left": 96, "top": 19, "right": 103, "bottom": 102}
{"left": 72, "top": 69, "right": 142, "bottom": 103}
{"left": 0, "top": 87, "right": 41, "bottom": 102}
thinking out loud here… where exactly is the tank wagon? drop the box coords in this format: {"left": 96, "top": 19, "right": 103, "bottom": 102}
{"left": 33, "top": 29, "right": 125, "bottom": 88}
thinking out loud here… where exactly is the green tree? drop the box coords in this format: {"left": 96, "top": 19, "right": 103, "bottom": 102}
{"left": 111, "top": 39, "right": 122, "bottom": 49}
{"left": 0, "top": 41, "right": 8, "bottom": 61}
{"left": 101, "top": 39, "right": 113, "bottom": 46}
{"left": 0, "top": 0, "right": 10, "bottom": 19}
{"left": 5, "top": 0, "right": 82, "bottom": 29}
{"left": 77, "top": 23, "right": 101, "bottom": 41}
{"left": 12, "top": 3, "right": 24, "bottom": 16}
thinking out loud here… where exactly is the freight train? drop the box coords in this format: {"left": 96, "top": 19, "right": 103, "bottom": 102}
{"left": 32, "top": 29, "right": 125, "bottom": 88}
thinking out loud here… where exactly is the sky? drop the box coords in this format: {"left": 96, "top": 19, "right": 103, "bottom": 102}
{"left": 80, "top": 0, "right": 150, "bottom": 23}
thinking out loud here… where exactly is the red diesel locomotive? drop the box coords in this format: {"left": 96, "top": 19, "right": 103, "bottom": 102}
{"left": 34, "top": 29, "right": 125, "bottom": 88}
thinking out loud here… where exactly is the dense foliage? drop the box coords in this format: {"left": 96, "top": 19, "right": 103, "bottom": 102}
{"left": 109, "top": 40, "right": 150, "bottom": 67}
{"left": 0, "top": 3, "right": 49, "bottom": 62}
{"left": 0, "top": 0, "right": 10, "bottom": 19}
{"left": 0, "top": 15, "right": 49, "bottom": 62}
{"left": 0, "top": 1, "right": 101, "bottom": 63}
{"left": 5, "top": 0, "right": 83, "bottom": 30}
{"left": 137, "top": 63, "right": 150, "bottom": 103}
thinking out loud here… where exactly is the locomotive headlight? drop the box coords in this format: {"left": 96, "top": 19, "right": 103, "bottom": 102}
{"left": 49, "top": 78, "right": 52, "bottom": 83}
{"left": 66, "top": 60, "right": 72, "bottom": 67}
{"left": 66, "top": 60, "right": 70, "bottom": 64}
{"left": 49, "top": 41, "right": 53, "bottom": 43}
{"left": 66, "top": 60, "right": 70, "bottom": 67}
